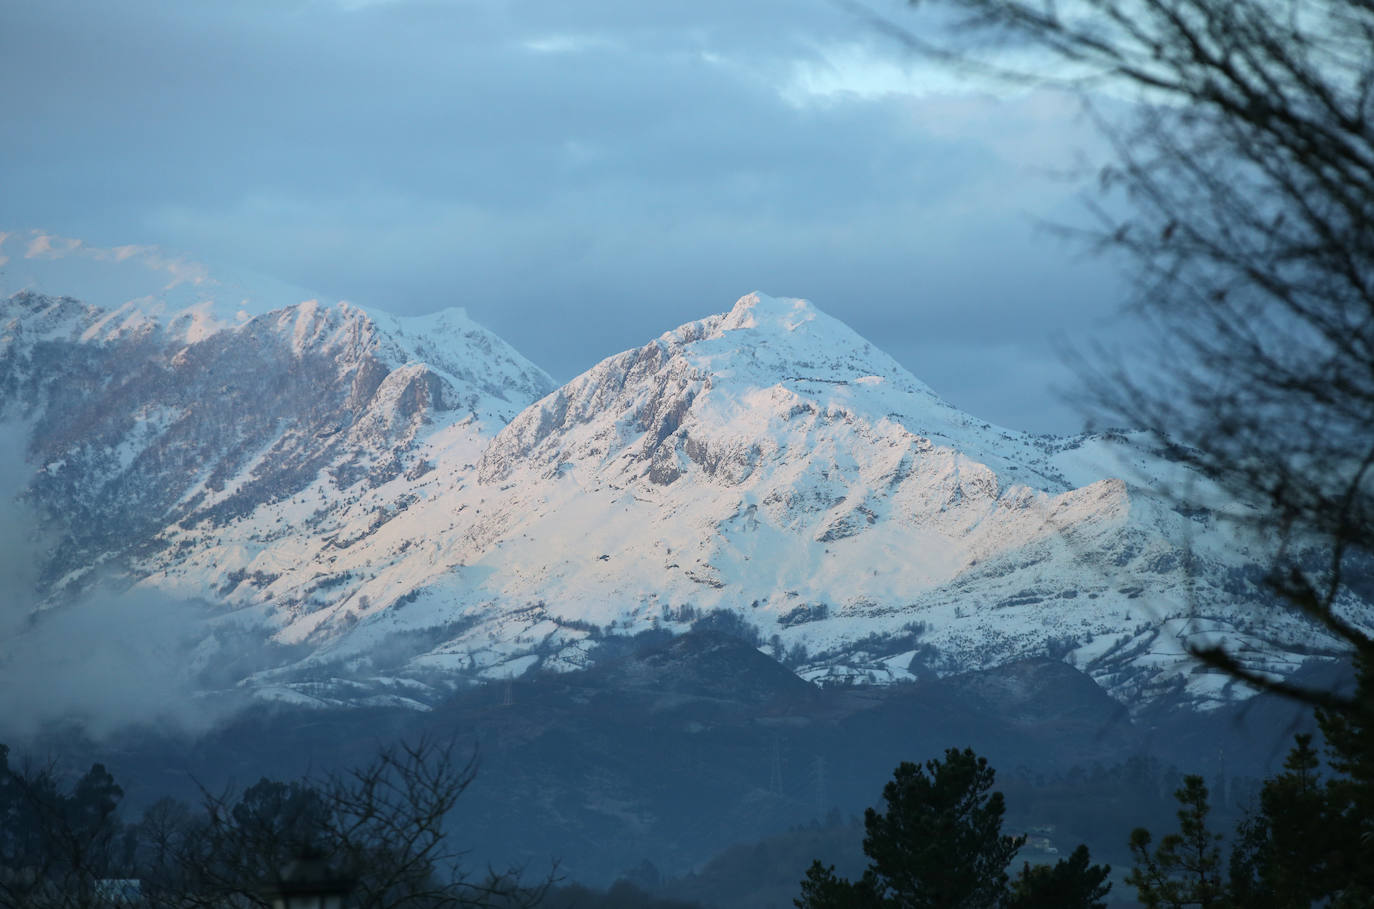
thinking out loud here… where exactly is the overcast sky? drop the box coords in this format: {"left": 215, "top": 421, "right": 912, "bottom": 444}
{"left": 0, "top": 0, "right": 1133, "bottom": 433}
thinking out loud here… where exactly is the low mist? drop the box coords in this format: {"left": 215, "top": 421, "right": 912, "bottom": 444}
{"left": 0, "top": 423, "right": 248, "bottom": 742}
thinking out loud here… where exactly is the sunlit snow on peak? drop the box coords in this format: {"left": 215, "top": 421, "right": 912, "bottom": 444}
{"left": 718, "top": 292, "right": 816, "bottom": 333}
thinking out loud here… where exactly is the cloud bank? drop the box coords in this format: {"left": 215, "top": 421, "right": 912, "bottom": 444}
{"left": 0, "top": 0, "right": 1133, "bottom": 433}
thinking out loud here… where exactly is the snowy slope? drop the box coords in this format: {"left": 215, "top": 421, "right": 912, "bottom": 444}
{"left": 418, "top": 294, "right": 1347, "bottom": 709}
{"left": 0, "top": 285, "right": 553, "bottom": 609}
{"left": 2, "top": 275, "right": 1360, "bottom": 715}
{"left": 149, "top": 293, "right": 1355, "bottom": 713}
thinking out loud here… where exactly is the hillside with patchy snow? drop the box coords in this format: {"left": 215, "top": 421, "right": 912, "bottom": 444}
{"left": 1, "top": 282, "right": 1360, "bottom": 715}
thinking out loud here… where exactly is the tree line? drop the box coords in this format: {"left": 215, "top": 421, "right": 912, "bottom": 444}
{"left": 6, "top": 709, "right": 1370, "bottom": 909}
{"left": 795, "top": 687, "right": 1373, "bottom": 907}
{"left": 0, "top": 738, "right": 549, "bottom": 909}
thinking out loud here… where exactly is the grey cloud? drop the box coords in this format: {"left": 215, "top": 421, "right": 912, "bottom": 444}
{"left": 1, "top": 0, "right": 1131, "bottom": 433}
{"left": 0, "top": 587, "right": 242, "bottom": 743}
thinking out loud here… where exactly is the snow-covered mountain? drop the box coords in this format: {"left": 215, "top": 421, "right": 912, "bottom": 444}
{"left": 1, "top": 272, "right": 1359, "bottom": 716}
{"left": 0, "top": 288, "right": 552, "bottom": 600}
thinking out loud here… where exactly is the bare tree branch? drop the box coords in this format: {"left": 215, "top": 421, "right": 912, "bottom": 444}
{"left": 866, "top": 0, "right": 1374, "bottom": 712}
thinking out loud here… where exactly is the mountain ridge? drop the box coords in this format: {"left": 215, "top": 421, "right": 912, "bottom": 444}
{"left": 1, "top": 282, "right": 1363, "bottom": 721}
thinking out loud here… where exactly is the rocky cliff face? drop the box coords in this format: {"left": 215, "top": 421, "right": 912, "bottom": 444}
{"left": 1, "top": 288, "right": 1360, "bottom": 715}
{"left": 0, "top": 291, "right": 552, "bottom": 600}
{"left": 402, "top": 293, "right": 1334, "bottom": 711}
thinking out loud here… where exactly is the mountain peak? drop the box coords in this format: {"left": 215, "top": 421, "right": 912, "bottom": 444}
{"left": 358, "top": 303, "right": 555, "bottom": 414}
{"left": 689, "top": 292, "right": 906, "bottom": 391}
{"left": 717, "top": 292, "right": 817, "bottom": 334}
{"left": 5, "top": 271, "right": 1353, "bottom": 720}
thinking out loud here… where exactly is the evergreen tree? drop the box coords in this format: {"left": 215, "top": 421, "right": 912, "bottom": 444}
{"left": 1236, "top": 734, "right": 1333, "bottom": 907}
{"left": 1317, "top": 651, "right": 1374, "bottom": 906}
{"left": 1226, "top": 812, "right": 1268, "bottom": 909}
{"left": 1005, "top": 845, "right": 1111, "bottom": 909}
{"left": 860, "top": 749, "right": 1022, "bottom": 908}
{"left": 1126, "top": 775, "right": 1226, "bottom": 908}
{"left": 794, "top": 861, "right": 882, "bottom": 909}
{"left": 797, "top": 749, "right": 1108, "bottom": 909}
